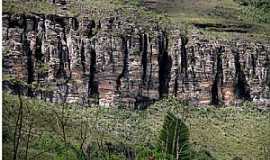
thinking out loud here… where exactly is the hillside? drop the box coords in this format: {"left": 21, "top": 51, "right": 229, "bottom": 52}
{"left": 2, "top": 0, "right": 270, "bottom": 160}
{"left": 3, "top": 1, "right": 270, "bottom": 30}
{"left": 144, "top": 0, "right": 270, "bottom": 40}
{"left": 3, "top": 93, "right": 270, "bottom": 159}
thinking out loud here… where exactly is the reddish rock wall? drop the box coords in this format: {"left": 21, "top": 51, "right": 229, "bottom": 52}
{"left": 2, "top": 13, "right": 270, "bottom": 107}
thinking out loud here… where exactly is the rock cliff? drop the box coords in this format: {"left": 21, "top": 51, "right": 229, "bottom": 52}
{"left": 2, "top": 9, "right": 270, "bottom": 107}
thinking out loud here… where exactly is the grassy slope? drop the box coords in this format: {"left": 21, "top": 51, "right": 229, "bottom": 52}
{"left": 148, "top": 0, "right": 270, "bottom": 41}
{"left": 3, "top": 0, "right": 270, "bottom": 41}
{"left": 3, "top": 93, "right": 270, "bottom": 160}
{"left": 2, "top": 0, "right": 169, "bottom": 33}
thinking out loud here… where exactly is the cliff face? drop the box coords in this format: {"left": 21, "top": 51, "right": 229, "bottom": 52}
{"left": 2, "top": 13, "right": 270, "bottom": 107}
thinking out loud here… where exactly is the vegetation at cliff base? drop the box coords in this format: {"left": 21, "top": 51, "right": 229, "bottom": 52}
{"left": 3, "top": 92, "right": 270, "bottom": 160}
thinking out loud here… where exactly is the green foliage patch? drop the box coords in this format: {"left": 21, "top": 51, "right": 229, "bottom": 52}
{"left": 3, "top": 0, "right": 56, "bottom": 14}
{"left": 3, "top": 93, "right": 270, "bottom": 159}
{"left": 236, "top": 0, "right": 270, "bottom": 23}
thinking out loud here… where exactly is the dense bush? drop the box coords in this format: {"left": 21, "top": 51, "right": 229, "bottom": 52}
{"left": 235, "top": 0, "right": 270, "bottom": 23}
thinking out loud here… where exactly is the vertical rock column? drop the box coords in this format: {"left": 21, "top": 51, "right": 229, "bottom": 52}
{"left": 116, "top": 29, "right": 144, "bottom": 107}
{"left": 67, "top": 17, "right": 97, "bottom": 104}
{"left": 43, "top": 15, "right": 71, "bottom": 102}
{"left": 95, "top": 17, "right": 123, "bottom": 107}
{"left": 3, "top": 15, "right": 29, "bottom": 81}
{"left": 232, "top": 44, "right": 251, "bottom": 103}
{"left": 211, "top": 45, "right": 225, "bottom": 105}
{"left": 168, "top": 30, "right": 181, "bottom": 97}
{"left": 143, "top": 30, "right": 161, "bottom": 100}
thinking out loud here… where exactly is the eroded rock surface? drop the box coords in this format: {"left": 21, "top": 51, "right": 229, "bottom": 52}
{"left": 2, "top": 13, "right": 270, "bottom": 107}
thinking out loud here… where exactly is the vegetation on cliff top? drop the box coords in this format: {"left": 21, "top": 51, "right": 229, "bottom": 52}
{"left": 3, "top": 92, "right": 270, "bottom": 159}
{"left": 156, "top": 0, "right": 270, "bottom": 41}
{"left": 3, "top": 0, "right": 270, "bottom": 41}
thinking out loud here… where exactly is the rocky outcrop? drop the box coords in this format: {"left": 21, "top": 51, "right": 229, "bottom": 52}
{"left": 2, "top": 13, "right": 270, "bottom": 107}
{"left": 169, "top": 33, "right": 270, "bottom": 107}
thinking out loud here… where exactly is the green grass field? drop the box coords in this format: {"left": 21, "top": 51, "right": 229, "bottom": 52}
{"left": 150, "top": 0, "right": 270, "bottom": 41}
{"left": 3, "top": 93, "right": 270, "bottom": 159}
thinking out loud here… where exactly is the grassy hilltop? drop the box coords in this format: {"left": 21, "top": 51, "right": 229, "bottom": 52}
{"left": 144, "top": 0, "right": 270, "bottom": 41}
{"left": 3, "top": 0, "right": 270, "bottom": 41}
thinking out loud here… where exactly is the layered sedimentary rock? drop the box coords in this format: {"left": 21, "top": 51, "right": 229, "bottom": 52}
{"left": 168, "top": 32, "right": 270, "bottom": 106}
{"left": 2, "top": 13, "right": 270, "bottom": 107}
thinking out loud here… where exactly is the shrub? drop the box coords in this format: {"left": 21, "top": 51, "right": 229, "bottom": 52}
{"left": 159, "top": 112, "right": 191, "bottom": 160}
{"left": 236, "top": 0, "right": 270, "bottom": 23}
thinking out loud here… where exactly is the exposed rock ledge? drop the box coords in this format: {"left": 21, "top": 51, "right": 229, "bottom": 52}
{"left": 2, "top": 13, "right": 270, "bottom": 108}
